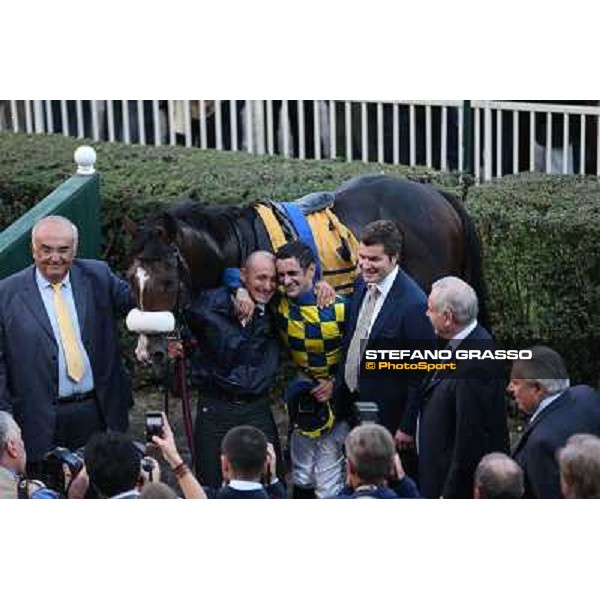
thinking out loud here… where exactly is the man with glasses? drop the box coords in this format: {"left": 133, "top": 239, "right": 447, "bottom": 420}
{"left": 0, "top": 215, "right": 134, "bottom": 478}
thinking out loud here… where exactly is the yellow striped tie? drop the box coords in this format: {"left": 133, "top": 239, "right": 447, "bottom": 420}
{"left": 51, "top": 283, "right": 85, "bottom": 382}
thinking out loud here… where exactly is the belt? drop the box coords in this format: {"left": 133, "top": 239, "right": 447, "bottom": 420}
{"left": 201, "top": 388, "right": 263, "bottom": 405}
{"left": 57, "top": 390, "right": 96, "bottom": 405}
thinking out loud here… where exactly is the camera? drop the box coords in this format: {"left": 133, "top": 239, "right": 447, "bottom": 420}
{"left": 145, "top": 411, "right": 164, "bottom": 442}
{"left": 354, "top": 401, "right": 379, "bottom": 424}
{"left": 42, "top": 446, "right": 85, "bottom": 495}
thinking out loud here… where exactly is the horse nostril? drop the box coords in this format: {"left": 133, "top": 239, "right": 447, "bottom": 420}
{"left": 151, "top": 350, "right": 167, "bottom": 364}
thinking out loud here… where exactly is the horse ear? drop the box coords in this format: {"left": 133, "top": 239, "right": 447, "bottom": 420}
{"left": 123, "top": 217, "right": 138, "bottom": 237}
{"left": 161, "top": 212, "right": 179, "bottom": 244}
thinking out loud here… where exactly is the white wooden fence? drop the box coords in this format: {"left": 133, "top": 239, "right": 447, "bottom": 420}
{"left": 1, "top": 100, "right": 598, "bottom": 181}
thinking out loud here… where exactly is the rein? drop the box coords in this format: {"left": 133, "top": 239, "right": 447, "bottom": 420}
{"left": 159, "top": 243, "right": 196, "bottom": 467}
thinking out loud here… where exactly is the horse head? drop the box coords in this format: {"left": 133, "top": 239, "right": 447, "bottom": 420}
{"left": 124, "top": 212, "right": 186, "bottom": 313}
{"left": 124, "top": 212, "right": 190, "bottom": 375}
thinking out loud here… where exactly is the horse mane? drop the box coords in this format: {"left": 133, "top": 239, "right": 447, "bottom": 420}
{"left": 167, "top": 198, "right": 255, "bottom": 266}
{"left": 167, "top": 199, "right": 244, "bottom": 231}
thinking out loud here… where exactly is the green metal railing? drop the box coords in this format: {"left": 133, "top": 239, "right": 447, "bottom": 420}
{"left": 0, "top": 147, "right": 101, "bottom": 280}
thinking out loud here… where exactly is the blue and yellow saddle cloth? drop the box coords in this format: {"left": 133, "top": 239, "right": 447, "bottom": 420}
{"left": 254, "top": 192, "right": 359, "bottom": 296}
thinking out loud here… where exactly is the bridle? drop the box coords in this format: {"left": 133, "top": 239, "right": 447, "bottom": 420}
{"left": 132, "top": 239, "right": 197, "bottom": 467}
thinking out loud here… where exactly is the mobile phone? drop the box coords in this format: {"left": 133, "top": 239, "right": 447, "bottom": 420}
{"left": 145, "top": 411, "right": 164, "bottom": 442}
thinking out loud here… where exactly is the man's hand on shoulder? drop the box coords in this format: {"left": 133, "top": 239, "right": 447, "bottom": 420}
{"left": 314, "top": 280, "right": 336, "bottom": 308}
{"left": 233, "top": 287, "right": 255, "bottom": 323}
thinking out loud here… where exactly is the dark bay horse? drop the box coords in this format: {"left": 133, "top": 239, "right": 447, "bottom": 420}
{"left": 125, "top": 173, "right": 486, "bottom": 338}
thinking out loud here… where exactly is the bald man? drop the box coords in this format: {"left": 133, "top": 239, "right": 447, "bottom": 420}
{"left": 184, "top": 251, "right": 284, "bottom": 488}
{"left": 0, "top": 216, "right": 134, "bottom": 477}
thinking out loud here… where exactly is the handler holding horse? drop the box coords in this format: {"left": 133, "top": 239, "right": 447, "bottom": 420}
{"left": 183, "top": 251, "right": 284, "bottom": 488}
{"left": 125, "top": 174, "right": 487, "bottom": 485}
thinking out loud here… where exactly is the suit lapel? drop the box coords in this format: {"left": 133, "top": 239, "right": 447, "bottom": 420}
{"left": 512, "top": 391, "right": 570, "bottom": 455}
{"left": 347, "top": 280, "right": 367, "bottom": 336}
{"left": 369, "top": 270, "right": 403, "bottom": 340}
{"left": 20, "top": 267, "right": 55, "bottom": 344}
{"left": 422, "top": 372, "right": 445, "bottom": 396}
{"left": 69, "top": 262, "right": 91, "bottom": 343}
{"left": 421, "top": 327, "right": 483, "bottom": 397}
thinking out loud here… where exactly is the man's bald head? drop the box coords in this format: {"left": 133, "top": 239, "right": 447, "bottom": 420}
{"left": 244, "top": 250, "right": 275, "bottom": 271}
{"left": 32, "top": 216, "right": 79, "bottom": 252}
{"left": 31, "top": 215, "right": 79, "bottom": 284}
{"left": 240, "top": 251, "right": 277, "bottom": 304}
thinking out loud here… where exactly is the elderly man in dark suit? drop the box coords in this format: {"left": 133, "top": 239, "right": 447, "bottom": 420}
{"left": 0, "top": 215, "right": 134, "bottom": 477}
{"left": 418, "top": 276, "right": 509, "bottom": 498}
{"left": 335, "top": 220, "right": 436, "bottom": 469}
{"left": 509, "top": 345, "right": 600, "bottom": 499}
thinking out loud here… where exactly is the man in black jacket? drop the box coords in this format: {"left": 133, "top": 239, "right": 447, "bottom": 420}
{"left": 185, "top": 251, "right": 283, "bottom": 488}
{"left": 213, "top": 426, "right": 285, "bottom": 499}
{"left": 510, "top": 346, "right": 600, "bottom": 498}
{"left": 418, "top": 276, "right": 509, "bottom": 498}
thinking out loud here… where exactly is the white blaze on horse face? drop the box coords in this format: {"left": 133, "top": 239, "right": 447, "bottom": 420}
{"left": 135, "top": 334, "right": 151, "bottom": 364}
{"left": 135, "top": 265, "right": 150, "bottom": 310}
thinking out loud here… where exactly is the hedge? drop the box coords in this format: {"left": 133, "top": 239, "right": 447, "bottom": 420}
{"left": 466, "top": 173, "right": 600, "bottom": 385}
{"left": 1, "top": 133, "right": 598, "bottom": 385}
{"left": 0, "top": 133, "right": 460, "bottom": 273}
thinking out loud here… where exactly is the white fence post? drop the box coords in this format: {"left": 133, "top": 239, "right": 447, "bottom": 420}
{"left": 12, "top": 100, "right": 600, "bottom": 178}
{"left": 74, "top": 146, "right": 97, "bottom": 175}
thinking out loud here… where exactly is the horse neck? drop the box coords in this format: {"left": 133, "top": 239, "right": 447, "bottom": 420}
{"left": 176, "top": 209, "right": 256, "bottom": 291}
{"left": 234, "top": 207, "right": 263, "bottom": 262}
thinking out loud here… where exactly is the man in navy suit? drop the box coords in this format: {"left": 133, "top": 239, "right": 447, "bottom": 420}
{"left": 509, "top": 346, "right": 600, "bottom": 499}
{"left": 335, "top": 220, "right": 436, "bottom": 466}
{"left": 418, "top": 276, "right": 509, "bottom": 498}
{"left": 0, "top": 216, "right": 134, "bottom": 477}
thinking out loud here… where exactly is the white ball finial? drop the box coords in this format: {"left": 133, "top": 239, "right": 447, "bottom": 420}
{"left": 74, "top": 146, "right": 97, "bottom": 175}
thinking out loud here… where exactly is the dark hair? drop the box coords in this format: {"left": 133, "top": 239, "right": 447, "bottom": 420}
{"left": 474, "top": 453, "right": 524, "bottom": 499}
{"left": 221, "top": 426, "right": 267, "bottom": 481}
{"left": 84, "top": 432, "right": 141, "bottom": 498}
{"left": 360, "top": 220, "right": 403, "bottom": 259}
{"left": 275, "top": 240, "right": 315, "bottom": 270}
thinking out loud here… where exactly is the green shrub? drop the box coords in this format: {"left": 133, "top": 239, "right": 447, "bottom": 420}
{"left": 2, "top": 133, "right": 598, "bottom": 385}
{"left": 467, "top": 173, "right": 600, "bottom": 385}
{"left": 0, "top": 132, "right": 459, "bottom": 273}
